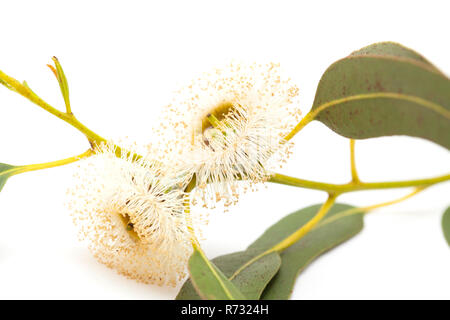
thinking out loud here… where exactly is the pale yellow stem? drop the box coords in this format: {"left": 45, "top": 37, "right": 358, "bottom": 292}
{"left": 350, "top": 139, "right": 360, "bottom": 183}
{"left": 270, "top": 193, "right": 338, "bottom": 252}
{"left": 318, "top": 187, "right": 427, "bottom": 227}
{"left": 230, "top": 194, "right": 338, "bottom": 280}
{"left": 10, "top": 149, "right": 94, "bottom": 176}
{"left": 183, "top": 194, "right": 200, "bottom": 250}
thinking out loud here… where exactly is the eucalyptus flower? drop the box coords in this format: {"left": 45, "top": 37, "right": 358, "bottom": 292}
{"left": 160, "top": 62, "right": 301, "bottom": 207}
{"left": 67, "top": 143, "right": 197, "bottom": 286}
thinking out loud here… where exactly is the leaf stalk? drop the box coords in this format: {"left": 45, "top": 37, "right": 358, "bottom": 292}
{"left": 269, "top": 172, "right": 450, "bottom": 193}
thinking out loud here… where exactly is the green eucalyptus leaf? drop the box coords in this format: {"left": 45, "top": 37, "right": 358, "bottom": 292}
{"left": 258, "top": 204, "right": 364, "bottom": 300}
{"left": 187, "top": 247, "right": 246, "bottom": 300}
{"left": 442, "top": 206, "right": 450, "bottom": 246}
{"left": 0, "top": 163, "right": 17, "bottom": 192}
{"left": 311, "top": 42, "right": 450, "bottom": 149}
{"left": 177, "top": 203, "right": 363, "bottom": 300}
{"left": 177, "top": 250, "right": 281, "bottom": 300}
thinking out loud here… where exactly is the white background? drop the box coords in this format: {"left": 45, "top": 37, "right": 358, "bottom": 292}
{"left": 0, "top": 0, "right": 449, "bottom": 299}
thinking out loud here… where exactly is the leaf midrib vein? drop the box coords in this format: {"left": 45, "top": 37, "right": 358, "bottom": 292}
{"left": 312, "top": 92, "right": 450, "bottom": 120}
{"left": 0, "top": 166, "right": 18, "bottom": 178}
{"left": 195, "top": 248, "right": 236, "bottom": 300}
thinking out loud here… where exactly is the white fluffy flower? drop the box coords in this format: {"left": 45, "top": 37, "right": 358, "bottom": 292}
{"left": 159, "top": 62, "right": 301, "bottom": 207}
{"left": 67, "top": 143, "right": 196, "bottom": 286}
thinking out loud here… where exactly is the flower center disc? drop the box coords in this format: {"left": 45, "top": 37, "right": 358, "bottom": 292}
{"left": 201, "top": 101, "right": 234, "bottom": 132}
{"left": 119, "top": 212, "right": 140, "bottom": 241}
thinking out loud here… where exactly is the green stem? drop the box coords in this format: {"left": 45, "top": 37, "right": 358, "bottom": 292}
{"left": 269, "top": 172, "right": 450, "bottom": 194}
{"left": 283, "top": 111, "right": 315, "bottom": 141}
{"left": 271, "top": 193, "right": 338, "bottom": 251}
{"left": 349, "top": 139, "right": 360, "bottom": 183}
{"left": 317, "top": 186, "right": 426, "bottom": 228}
{"left": 230, "top": 194, "right": 337, "bottom": 280}
{"left": 9, "top": 149, "right": 94, "bottom": 176}
{"left": 0, "top": 69, "right": 106, "bottom": 145}
{"left": 183, "top": 193, "right": 201, "bottom": 250}
{"left": 229, "top": 186, "right": 431, "bottom": 282}
{"left": 0, "top": 69, "right": 143, "bottom": 162}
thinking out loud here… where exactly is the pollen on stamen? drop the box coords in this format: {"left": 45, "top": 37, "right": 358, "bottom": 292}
{"left": 67, "top": 142, "right": 205, "bottom": 286}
